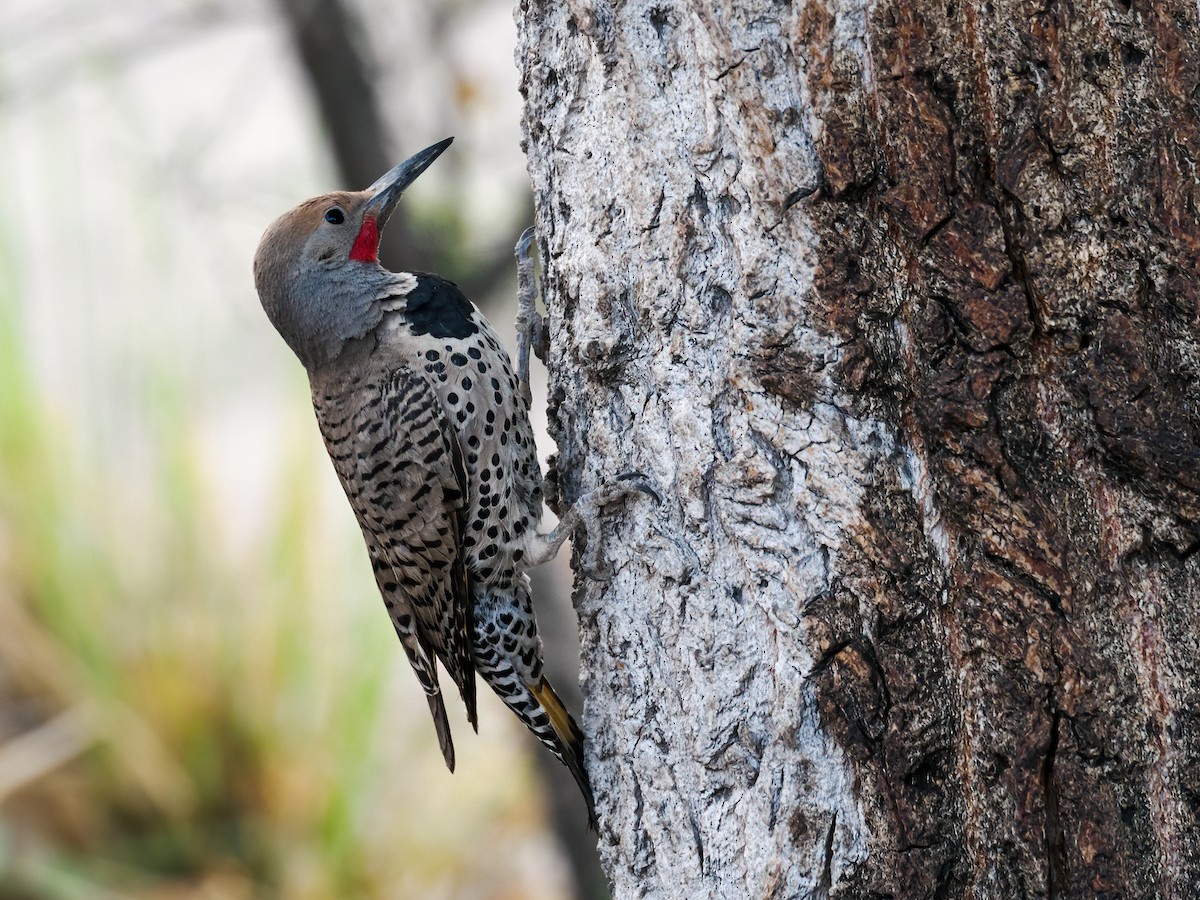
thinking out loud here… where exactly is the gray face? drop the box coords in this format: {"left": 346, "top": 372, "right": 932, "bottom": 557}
{"left": 253, "top": 190, "right": 403, "bottom": 370}
{"left": 252, "top": 139, "right": 454, "bottom": 371}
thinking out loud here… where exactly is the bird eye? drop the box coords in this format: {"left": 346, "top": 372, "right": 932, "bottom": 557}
{"left": 324, "top": 207, "right": 345, "bottom": 225}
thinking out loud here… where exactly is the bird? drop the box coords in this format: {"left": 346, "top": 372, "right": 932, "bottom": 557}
{"left": 252, "top": 137, "right": 642, "bottom": 827}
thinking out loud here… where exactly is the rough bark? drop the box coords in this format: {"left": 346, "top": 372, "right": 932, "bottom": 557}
{"left": 517, "top": 0, "right": 1200, "bottom": 898}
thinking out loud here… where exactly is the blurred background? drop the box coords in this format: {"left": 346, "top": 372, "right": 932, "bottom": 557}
{"left": 0, "top": 0, "right": 605, "bottom": 897}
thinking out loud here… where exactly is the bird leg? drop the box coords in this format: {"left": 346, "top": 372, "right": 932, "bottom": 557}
{"left": 525, "top": 474, "right": 660, "bottom": 578}
{"left": 514, "top": 227, "right": 546, "bottom": 408}
{"left": 512, "top": 229, "right": 661, "bottom": 576}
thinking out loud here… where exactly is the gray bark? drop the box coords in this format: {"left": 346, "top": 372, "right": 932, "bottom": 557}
{"left": 518, "top": 1, "right": 870, "bottom": 895}
{"left": 517, "top": 0, "right": 1200, "bottom": 898}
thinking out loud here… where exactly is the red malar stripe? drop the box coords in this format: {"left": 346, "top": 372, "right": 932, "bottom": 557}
{"left": 349, "top": 216, "right": 379, "bottom": 262}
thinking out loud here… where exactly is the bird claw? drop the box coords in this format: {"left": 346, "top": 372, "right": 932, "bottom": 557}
{"left": 522, "top": 470, "right": 657, "bottom": 574}
{"left": 577, "top": 525, "right": 615, "bottom": 582}
{"left": 569, "top": 472, "right": 658, "bottom": 578}
{"left": 516, "top": 225, "right": 536, "bottom": 261}
{"left": 615, "top": 471, "right": 662, "bottom": 505}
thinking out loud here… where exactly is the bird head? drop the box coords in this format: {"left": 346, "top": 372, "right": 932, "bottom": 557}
{"left": 253, "top": 137, "right": 453, "bottom": 370}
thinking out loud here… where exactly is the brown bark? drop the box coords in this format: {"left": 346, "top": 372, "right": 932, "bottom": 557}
{"left": 803, "top": 1, "right": 1200, "bottom": 896}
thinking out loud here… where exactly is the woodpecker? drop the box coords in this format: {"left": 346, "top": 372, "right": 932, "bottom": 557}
{"left": 253, "top": 138, "right": 641, "bottom": 827}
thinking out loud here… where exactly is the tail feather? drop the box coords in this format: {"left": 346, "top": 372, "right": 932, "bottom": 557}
{"left": 528, "top": 676, "right": 597, "bottom": 830}
{"left": 449, "top": 663, "right": 478, "bottom": 734}
{"left": 426, "top": 691, "right": 456, "bottom": 773}
{"left": 398, "top": 629, "right": 458, "bottom": 772}
{"left": 450, "top": 559, "right": 479, "bottom": 734}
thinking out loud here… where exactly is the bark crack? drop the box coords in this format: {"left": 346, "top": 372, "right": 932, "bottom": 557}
{"left": 714, "top": 47, "right": 762, "bottom": 80}
{"left": 689, "top": 803, "right": 706, "bottom": 873}
{"left": 808, "top": 813, "right": 838, "bottom": 900}
{"left": 1042, "top": 711, "right": 1069, "bottom": 899}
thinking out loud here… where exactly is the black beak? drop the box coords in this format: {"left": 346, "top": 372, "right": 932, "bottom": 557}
{"left": 362, "top": 137, "right": 453, "bottom": 225}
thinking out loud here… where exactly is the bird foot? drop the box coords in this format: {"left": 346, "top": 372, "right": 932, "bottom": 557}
{"left": 514, "top": 226, "right": 547, "bottom": 406}
{"left": 525, "top": 472, "right": 659, "bottom": 579}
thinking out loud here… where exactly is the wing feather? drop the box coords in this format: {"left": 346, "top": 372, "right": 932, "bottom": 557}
{"left": 314, "top": 365, "right": 477, "bottom": 763}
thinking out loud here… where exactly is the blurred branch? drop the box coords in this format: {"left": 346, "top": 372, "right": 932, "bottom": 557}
{"left": 273, "top": 0, "right": 522, "bottom": 305}
{"left": 274, "top": 0, "right": 433, "bottom": 274}
{"left": 0, "top": 707, "right": 92, "bottom": 804}
{"left": 0, "top": 591, "right": 197, "bottom": 815}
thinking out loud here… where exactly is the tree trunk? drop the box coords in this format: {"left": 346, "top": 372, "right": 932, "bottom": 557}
{"left": 516, "top": 0, "right": 1200, "bottom": 897}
